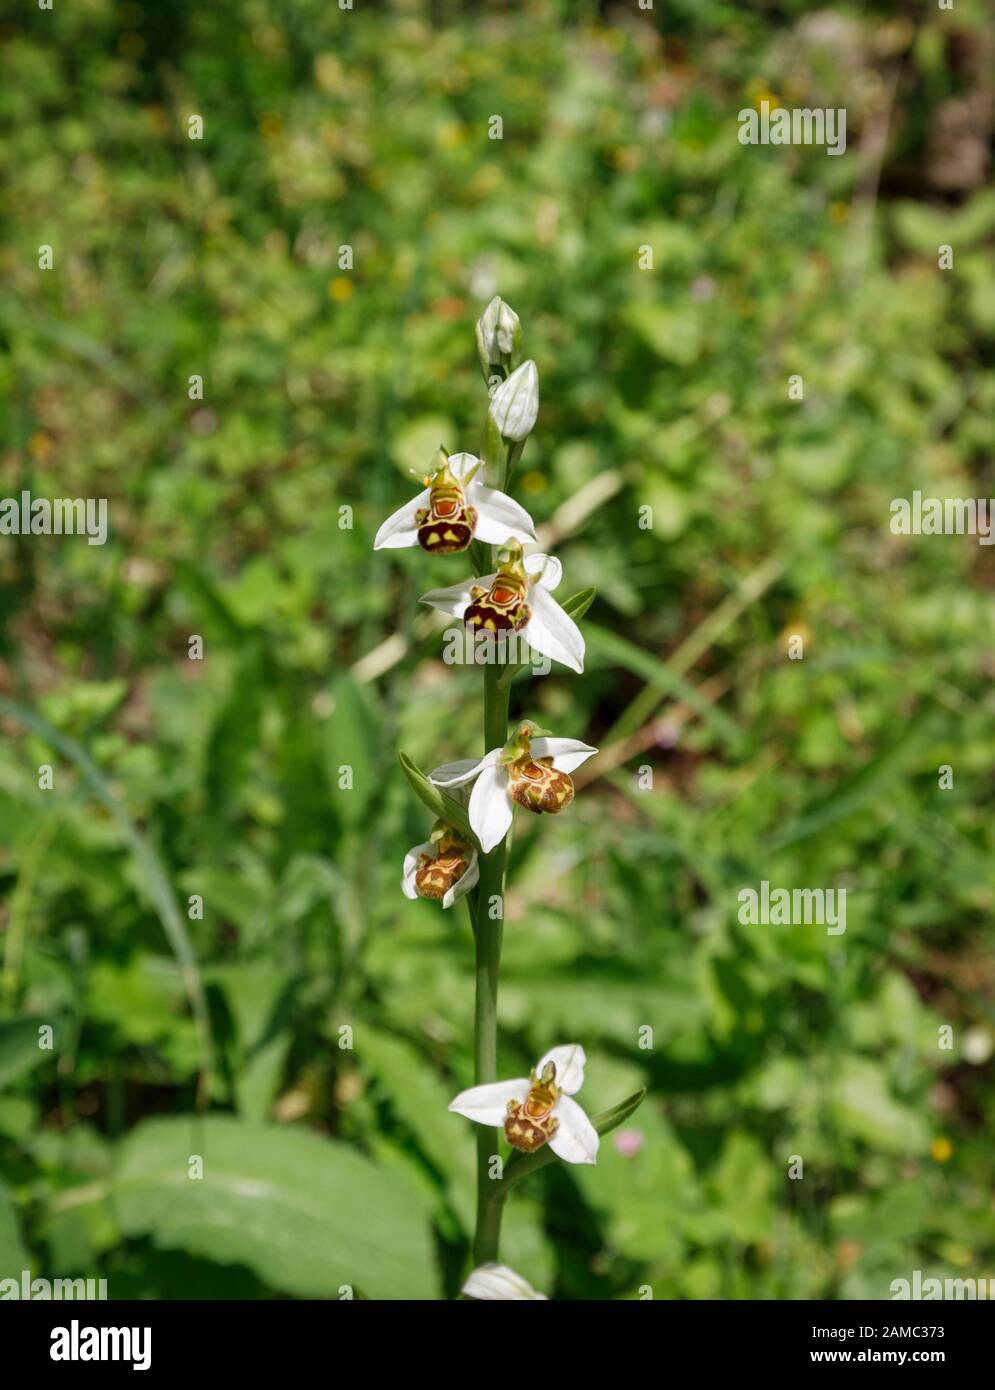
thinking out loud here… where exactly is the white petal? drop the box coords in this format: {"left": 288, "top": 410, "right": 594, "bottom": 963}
{"left": 373, "top": 488, "right": 430, "bottom": 550}
{"left": 448, "top": 1077, "right": 529, "bottom": 1125}
{"left": 548, "top": 1095, "right": 599, "bottom": 1165}
{"left": 488, "top": 360, "right": 538, "bottom": 441}
{"left": 428, "top": 753, "right": 497, "bottom": 788}
{"left": 469, "top": 484, "right": 536, "bottom": 545}
{"left": 442, "top": 850, "right": 479, "bottom": 909}
{"left": 469, "top": 763, "right": 513, "bottom": 852}
{"left": 523, "top": 552, "right": 562, "bottom": 590}
{"left": 401, "top": 840, "right": 434, "bottom": 900}
{"left": 530, "top": 737, "right": 597, "bottom": 774}
{"left": 447, "top": 452, "right": 482, "bottom": 483}
{"left": 524, "top": 584, "right": 586, "bottom": 674}
{"left": 536, "top": 1043, "right": 586, "bottom": 1095}
{"left": 419, "top": 574, "right": 492, "bottom": 619}
{"left": 462, "top": 1264, "right": 547, "bottom": 1301}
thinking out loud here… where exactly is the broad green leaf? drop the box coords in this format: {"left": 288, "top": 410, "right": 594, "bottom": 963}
{"left": 834, "top": 1059, "right": 930, "bottom": 1155}
{"left": 325, "top": 674, "right": 383, "bottom": 826}
{"left": 358, "top": 1028, "right": 466, "bottom": 1182}
{"left": 0, "top": 1018, "right": 48, "bottom": 1091}
{"left": 0, "top": 697, "right": 212, "bottom": 1101}
{"left": 0, "top": 1179, "right": 29, "bottom": 1282}
{"left": 112, "top": 1116, "right": 437, "bottom": 1299}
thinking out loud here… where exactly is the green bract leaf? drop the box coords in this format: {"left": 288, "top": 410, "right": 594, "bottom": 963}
{"left": 398, "top": 753, "right": 479, "bottom": 848}
{"left": 560, "top": 587, "right": 597, "bottom": 622}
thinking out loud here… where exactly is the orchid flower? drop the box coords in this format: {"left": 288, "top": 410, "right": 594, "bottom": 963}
{"left": 429, "top": 722, "right": 597, "bottom": 853}
{"left": 401, "top": 819, "right": 478, "bottom": 909}
{"left": 449, "top": 1043, "right": 599, "bottom": 1164}
{"left": 462, "top": 1264, "right": 548, "bottom": 1301}
{"left": 420, "top": 540, "right": 586, "bottom": 674}
{"left": 373, "top": 450, "right": 535, "bottom": 555}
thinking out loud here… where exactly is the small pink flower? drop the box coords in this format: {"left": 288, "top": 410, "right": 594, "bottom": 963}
{"left": 614, "top": 1128, "right": 645, "bottom": 1158}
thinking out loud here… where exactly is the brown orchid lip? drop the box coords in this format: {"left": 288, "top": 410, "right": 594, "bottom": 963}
{"left": 508, "top": 755, "right": 575, "bottom": 815}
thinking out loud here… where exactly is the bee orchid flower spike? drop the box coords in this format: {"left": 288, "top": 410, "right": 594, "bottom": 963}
{"left": 420, "top": 540, "right": 586, "bottom": 673}
{"left": 449, "top": 1043, "right": 599, "bottom": 1164}
{"left": 429, "top": 722, "right": 597, "bottom": 853}
{"left": 376, "top": 300, "right": 629, "bottom": 1279}
{"left": 374, "top": 450, "right": 536, "bottom": 555}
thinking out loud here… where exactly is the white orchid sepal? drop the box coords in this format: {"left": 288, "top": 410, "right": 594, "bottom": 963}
{"left": 449, "top": 1043, "right": 599, "bottom": 1165}
{"left": 429, "top": 722, "right": 597, "bottom": 853}
{"left": 374, "top": 450, "right": 535, "bottom": 554}
{"left": 419, "top": 542, "right": 586, "bottom": 674}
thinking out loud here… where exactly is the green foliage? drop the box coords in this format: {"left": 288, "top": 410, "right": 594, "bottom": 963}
{"left": 1, "top": 0, "right": 993, "bottom": 1299}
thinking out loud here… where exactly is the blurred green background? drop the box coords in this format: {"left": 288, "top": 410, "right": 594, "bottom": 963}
{"left": 1, "top": 0, "right": 994, "bottom": 1300}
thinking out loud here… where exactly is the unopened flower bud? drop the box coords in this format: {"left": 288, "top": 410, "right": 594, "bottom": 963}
{"left": 488, "top": 359, "right": 538, "bottom": 442}
{"left": 475, "top": 296, "right": 521, "bottom": 380}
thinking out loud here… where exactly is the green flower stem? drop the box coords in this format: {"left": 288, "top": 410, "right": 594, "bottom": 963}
{"left": 471, "top": 662, "right": 510, "bottom": 1265}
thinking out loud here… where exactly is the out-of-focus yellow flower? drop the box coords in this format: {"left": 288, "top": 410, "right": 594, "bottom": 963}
{"left": 521, "top": 471, "right": 546, "bottom": 494}
{"left": 28, "top": 432, "right": 53, "bottom": 462}
{"left": 611, "top": 146, "right": 639, "bottom": 172}
{"left": 314, "top": 53, "right": 344, "bottom": 94}
{"left": 836, "top": 1240, "right": 862, "bottom": 1271}
{"left": 469, "top": 165, "right": 501, "bottom": 198}
{"left": 931, "top": 1136, "right": 953, "bottom": 1163}
{"left": 143, "top": 105, "right": 169, "bottom": 137}
{"left": 259, "top": 112, "right": 283, "bottom": 139}
{"left": 779, "top": 619, "right": 812, "bottom": 657}
{"left": 745, "top": 79, "right": 780, "bottom": 112}
{"left": 437, "top": 121, "right": 465, "bottom": 149}
{"left": 328, "top": 276, "right": 353, "bottom": 303}
{"left": 829, "top": 201, "right": 850, "bottom": 225}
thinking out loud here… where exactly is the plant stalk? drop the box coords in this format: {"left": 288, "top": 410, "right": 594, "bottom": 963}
{"left": 471, "top": 664, "right": 510, "bottom": 1264}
